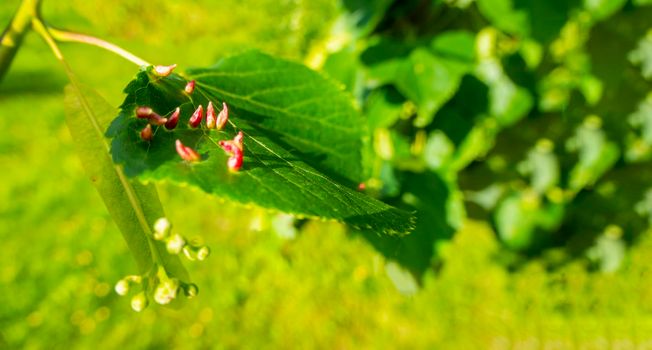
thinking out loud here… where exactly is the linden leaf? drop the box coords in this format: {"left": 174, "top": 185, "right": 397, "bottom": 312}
{"left": 108, "top": 51, "right": 415, "bottom": 235}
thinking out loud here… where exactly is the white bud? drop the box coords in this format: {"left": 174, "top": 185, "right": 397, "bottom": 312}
{"left": 153, "top": 217, "right": 171, "bottom": 240}
{"left": 166, "top": 234, "right": 186, "bottom": 254}
{"left": 114, "top": 279, "right": 130, "bottom": 296}
{"left": 197, "top": 246, "right": 210, "bottom": 261}
{"left": 130, "top": 292, "right": 148, "bottom": 312}
{"left": 154, "top": 279, "right": 180, "bottom": 305}
{"left": 183, "top": 283, "right": 199, "bottom": 298}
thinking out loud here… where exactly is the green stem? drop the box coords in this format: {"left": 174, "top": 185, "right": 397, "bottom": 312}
{"left": 0, "top": 0, "right": 42, "bottom": 82}
{"left": 48, "top": 27, "right": 150, "bottom": 67}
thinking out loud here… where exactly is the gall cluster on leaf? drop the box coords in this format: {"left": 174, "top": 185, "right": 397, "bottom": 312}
{"left": 135, "top": 68, "right": 244, "bottom": 172}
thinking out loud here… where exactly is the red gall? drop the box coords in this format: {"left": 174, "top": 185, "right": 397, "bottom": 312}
{"left": 148, "top": 113, "right": 168, "bottom": 126}
{"left": 189, "top": 105, "right": 204, "bottom": 128}
{"left": 165, "top": 107, "right": 180, "bottom": 130}
{"left": 175, "top": 139, "right": 201, "bottom": 162}
{"left": 233, "top": 130, "right": 243, "bottom": 149}
{"left": 153, "top": 64, "right": 177, "bottom": 77}
{"left": 219, "top": 131, "right": 244, "bottom": 172}
{"left": 227, "top": 149, "right": 243, "bottom": 172}
{"left": 135, "top": 106, "right": 167, "bottom": 125}
{"left": 206, "top": 102, "right": 216, "bottom": 129}
{"left": 140, "top": 124, "right": 153, "bottom": 141}
{"left": 216, "top": 102, "right": 229, "bottom": 130}
{"left": 184, "top": 80, "right": 196, "bottom": 94}
{"left": 136, "top": 106, "right": 154, "bottom": 118}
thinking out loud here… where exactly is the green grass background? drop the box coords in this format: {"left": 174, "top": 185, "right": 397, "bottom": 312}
{"left": 2, "top": 0, "right": 652, "bottom": 348}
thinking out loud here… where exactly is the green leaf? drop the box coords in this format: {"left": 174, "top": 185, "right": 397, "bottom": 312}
{"left": 321, "top": 45, "right": 366, "bottom": 101}
{"left": 108, "top": 51, "right": 415, "bottom": 235}
{"left": 365, "top": 85, "right": 406, "bottom": 129}
{"left": 476, "top": 0, "right": 579, "bottom": 43}
{"left": 187, "top": 50, "right": 364, "bottom": 184}
{"left": 494, "top": 190, "right": 564, "bottom": 250}
{"left": 394, "top": 47, "right": 470, "bottom": 127}
{"left": 360, "top": 37, "right": 414, "bottom": 86}
{"left": 567, "top": 117, "right": 620, "bottom": 192}
{"left": 583, "top": 0, "right": 627, "bottom": 20}
{"left": 357, "top": 171, "right": 456, "bottom": 279}
{"left": 629, "top": 32, "right": 652, "bottom": 80}
{"left": 64, "top": 82, "right": 188, "bottom": 281}
{"left": 340, "top": 0, "right": 395, "bottom": 38}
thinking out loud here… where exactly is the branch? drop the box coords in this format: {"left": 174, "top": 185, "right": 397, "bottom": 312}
{"left": 0, "top": 0, "right": 42, "bottom": 82}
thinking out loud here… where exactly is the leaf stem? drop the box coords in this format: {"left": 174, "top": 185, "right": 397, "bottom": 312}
{"left": 47, "top": 27, "right": 150, "bottom": 67}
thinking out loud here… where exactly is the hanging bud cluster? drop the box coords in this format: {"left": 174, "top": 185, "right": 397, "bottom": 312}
{"left": 136, "top": 68, "right": 244, "bottom": 171}
{"left": 152, "top": 217, "right": 211, "bottom": 262}
{"left": 114, "top": 217, "right": 206, "bottom": 311}
{"left": 152, "top": 266, "right": 198, "bottom": 305}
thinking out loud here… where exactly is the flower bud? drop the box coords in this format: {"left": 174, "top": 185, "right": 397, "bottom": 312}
{"left": 131, "top": 292, "right": 148, "bottom": 312}
{"left": 153, "top": 217, "right": 171, "bottom": 240}
{"left": 185, "top": 80, "right": 196, "bottom": 94}
{"left": 167, "top": 233, "right": 186, "bottom": 254}
{"left": 216, "top": 102, "right": 229, "bottom": 130}
{"left": 115, "top": 279, "right": 130, "bottom": 296}
{"left": 140, "top": 124, "right": 153, "bottom": 141}
{"left": 197, "top": 246, "right": 210, "bottom": 261}
{"left": 175, "top": 139, "right": 201, "bottom": 162}
{"left": 189, "top": 105, "right": 203, "bottom": 128}
{"left": 153, "top": 64, "right": 177, "bottom": 77}
{"left": 165, "top": 107, "right": 180, "bottom": 130}
{"left": 154, "top": 278, "right": 180, "bottom": 305}
{"left": 206, "top": 101, "right": 217, "bottom": 129}
{"left": 182, "top": 283, "right": 199, "bottom": 298}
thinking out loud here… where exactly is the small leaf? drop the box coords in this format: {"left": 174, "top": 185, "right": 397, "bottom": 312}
{"left": 395, "top": 48, "right": 468, "bottom": 127}
{"left": 476, "top": 0, "right": 578, "bottom": 43}
{"left": 64, "top": 81, "right": 188, "bottom": 282}
{"left": 584, "top": 0, "right": 627, "bottom": 20}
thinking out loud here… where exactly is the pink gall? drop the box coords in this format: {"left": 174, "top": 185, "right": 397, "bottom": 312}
{"left": 219, "top": 132, "right": 245, "bottom": 172}
{"left": 175, "top": 139, "right": 201, "bottom": 162}
{"left": 136, "top": 106, "right": 154, "bottom": 119}
{"left": 206, "top": 102, "right": 216, "bottom": 129}
{"left": 153, "top": 64, "right": 177, "bottom": 77}
{"left": 140, "top": 124, "right": 153, "bottom": 141}
{"left": 184, "top": 80, "right": 196, "bottom": 94}
{"left": 165, "top": 107, "right": 180, "bottom": 130}
{"left": 216, "top": 102, "right": 229, "bottom": 130}
{"left": 189, "top": 105, "right": 204, "bottom": 128}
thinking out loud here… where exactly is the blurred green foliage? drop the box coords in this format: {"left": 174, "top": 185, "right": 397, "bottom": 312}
{"left": 3, "top": 0, "right": 652, "bottom": 348}
{"left": 315, "top": 0, "right": 652, "bottom": 279}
